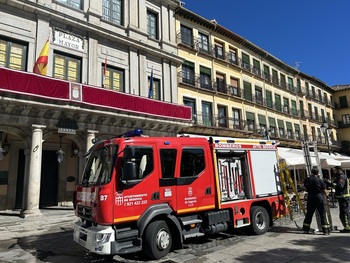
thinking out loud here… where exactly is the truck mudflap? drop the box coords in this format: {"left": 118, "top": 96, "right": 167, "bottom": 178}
{"left": 73, "top": 221, "right": 142, "bottom": 255}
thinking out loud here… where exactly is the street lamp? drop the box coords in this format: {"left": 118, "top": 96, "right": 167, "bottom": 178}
{"left": 320, "top": 122, "right": 331, "bottom": 155}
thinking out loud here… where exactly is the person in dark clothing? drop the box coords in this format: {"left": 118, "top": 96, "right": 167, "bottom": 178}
{"left": 302, "top": 168, "right": 330, "bottom": 235}
{"left": 326, "top": 166, "right": 350, "bottom": 233}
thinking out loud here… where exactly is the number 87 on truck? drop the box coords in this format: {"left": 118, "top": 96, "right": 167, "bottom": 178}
{"left": 73, "top": 129, "right": 286, "bottom": 260}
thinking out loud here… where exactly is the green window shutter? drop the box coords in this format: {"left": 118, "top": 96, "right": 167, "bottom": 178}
{"left": 183, "top": 60, "right": 194, "bottom": 67}
{"left": 268, "top": 117, "right": 276, "bottom": 127}
{"left": 294, "top": 123, "right": 300, "bottom": 131}
{"left": 258, "top": 114, "right": 266, "bottom": 125}
{"left": 246, "top": 112, "right": 255, "bottom": 120}
{"left": 244, "top": 82, "right": 252, "bottom": 101}
{"left": 277, "top": 119, "right": 284, "bottom": 129}
{"left": 286, "top": 122, "right": 293, "bottom": 130}
{"left": 200, "top": 66, "right": 211, "bottom": 75}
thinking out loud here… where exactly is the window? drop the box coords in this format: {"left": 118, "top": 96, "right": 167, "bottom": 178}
{"left": 266, "top": 90, "right": 273, "bottom": 108}
{"left": 299, "top": 101, "right": 305, "bottom": 118}
{"left": 232, "top": 108, "right": 241, "bottom": 129}
{"left": 243, "top": 81, "right": 252, "bottom": 101}
{"left": 53, "top": 52, "right": 81, "bottom": 82}
{"left": 148, "top": 76, "right": 160, "bottom": 100}
{"left": 228, "top": 48, "right": 237, "bottom": 64}
{"left": 102, "top": 0, "right": 123, "bottom": 25}
{"left": 339, "top": 96, "right": 348, "bottom": 108}
{"left": 229, "top": 78, "right": 240, "bottom": 97}
{"left": 147, "top": 10, "right": 158, "bottom": 39}
{"left": 121, "top": 147, "right": 153, "bottom": 180}
{"left": 180, "top": 148, "right": 205, "bottom": 177}
{"left": 160, "top": 149, "right": 177, "bottom": 179}
{"left": 183, "top": 97, "right": 197, "bottom": 122}
{"left": 294, "top": 124, "right": 300, "bottom": 140}
{"left": 314, "top": 106, "right": 318, "bottom": 121}
{"left": 283, "top": 98, "right": 289, "bottom": 114}
{"left": 255, "top": 86, "right": 263, "bottom": 105}
{"left": 199, "top": 66, "right": 211, "bottom": 89}
{"left": 275, "top": 94, "right": 281, "bottom": 111}
{"left": 246, "top": 112, "right": 255, "bottom": 131}
{"left": 268, "top": 117, "right": 276, "bottom": 137}
{"left": 217, "top": 105, "right": 227, "bottom": 127}
{"left": 291, "top": 100, "right": 297, "bottom": 116}
{"left": 286, "top": 122, "right": 293, "bottom": 139}
{"left": 241, "top": 53, "right": 250, "bottom": 71}
{"left": 287, "top": 77, "right": 294, "bottom": 92}
{"left": 342, "top": 114, "right": 350, "bottom": 125}
{"left": 272, "top": 69, "right": 278, "bottom": 85}
{"left": 305, "top": 82, "right": 310, "bottom": 96}
{"left": 280, "top": 73, "right": 286, "bottom": 88}
{"left": 318, "top": 89, "right": 322, "bottom": 101}
{"left": 253, "top": 59, "right": 261, "bottom": 76}
{"left": 258, "top": 114, "right": 267, "bottom": 130}
{"left": 311, "top": 86, "right": 316, "bottom": 98}
{"left": 215, "top": 42, "right": 224, "bottom": 59}
{"left": 202, "top": 101, "right": 212, "bottom": 126}
{"left": 182, "top": 61, "right": 195, "bottom": 85}
{"left": 296, "top": 78, "right": 301, "bottom": 93}
{"left": 83, "top": 145, "right": 118, "bottom": 185}
{"left": 216, "top": 73, "right": 226, "bottom": 93}
{"left": 180, "top": 25, "right": 193, "bottom": 46}
{"left": 0, "top": 37, "right": 27, "bottom": 70}
{"left": 308, "top": 103, "right": 313, "bottom": 119}
{"left": 277, "top": 119, "right": 285, "bottom": 138}
{"left": 102, "top": 64, "right": 124, "bottom": 91}
{"left": 198, "top": 33, "right": 209, "bottom": 53}
{"left": 263, "top": 65, "right": 270, "bottom": 81}
{"left": 321, "top": 109, "right": 325, "bottom": 122}
{"left": 56, "top": 0, "right": 82, "bottom": 9}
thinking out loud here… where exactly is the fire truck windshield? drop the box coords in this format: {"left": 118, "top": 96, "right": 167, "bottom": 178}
{"left": 81, "top": 145, "right": 118, "bottom": 186}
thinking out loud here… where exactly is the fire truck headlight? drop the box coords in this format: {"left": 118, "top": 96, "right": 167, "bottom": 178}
{"left": 95, "top": 233, "right": 111, "bottom": 244}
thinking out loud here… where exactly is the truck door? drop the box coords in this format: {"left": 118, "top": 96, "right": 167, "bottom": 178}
{"left": 175, "top": 147, "right": 215, "bottom": 214}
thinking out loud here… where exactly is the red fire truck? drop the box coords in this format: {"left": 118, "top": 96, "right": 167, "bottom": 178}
{"left": 73, "top": 129, "right": 286, "bottom": 259}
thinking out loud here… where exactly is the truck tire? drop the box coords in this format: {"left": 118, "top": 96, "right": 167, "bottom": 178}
{"left": 249, "top": 206, "right": 269, "bottom": 235}
{"left": 143, "top": 220, "right": 172, "bottom": 260}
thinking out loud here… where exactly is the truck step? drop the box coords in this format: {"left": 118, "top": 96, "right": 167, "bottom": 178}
{"left": 116, "top": 228, "right": 139, "bottom": 240}
{"left": 181, "top": 219, "right": 202, "bottom": 226}
{"left": 183, "top": 232, "right": 205, "bottom": 239}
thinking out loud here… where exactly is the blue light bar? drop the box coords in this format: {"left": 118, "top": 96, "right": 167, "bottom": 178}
{"left": 118, "top": 129, "right": 143, "bottom": 138}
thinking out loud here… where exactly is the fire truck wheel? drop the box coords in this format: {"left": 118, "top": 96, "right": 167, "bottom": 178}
{"left": 249, "top": 206, "right": 270, "bottom": 235}
{"left": 143, "top": 220, "right": 172, "bottom": 260}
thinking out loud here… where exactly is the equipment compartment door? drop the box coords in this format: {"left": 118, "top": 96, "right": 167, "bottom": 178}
{"left": 249, "top": 150, "right": 279, "bottom": 197}
{"left": 176, "top": 147, "right": 215, "bottom": 213}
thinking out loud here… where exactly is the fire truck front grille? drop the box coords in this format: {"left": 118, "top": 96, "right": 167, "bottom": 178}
{"left": 77, "top": 205, "right": 92, "bottom": 220}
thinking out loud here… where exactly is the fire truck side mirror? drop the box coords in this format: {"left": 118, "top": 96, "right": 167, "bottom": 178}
{"left": 123, "top": 161, "right": 137, "bottom": 181}
{"left": 123, "top": 147, "right": 135, "bottom": 159}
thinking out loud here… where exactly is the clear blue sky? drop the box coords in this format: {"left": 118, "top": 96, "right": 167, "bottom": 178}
{"left": 183, "top": 1, "right": 350, "bottom": 87}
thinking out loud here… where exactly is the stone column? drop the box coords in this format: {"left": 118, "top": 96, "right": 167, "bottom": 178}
{"left": 20, "top": 125, "right": 46, "bottom": 218}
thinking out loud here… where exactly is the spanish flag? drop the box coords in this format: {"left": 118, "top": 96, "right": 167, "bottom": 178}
{"left": 33, "top": 40, "right": 49, "bottom": 75}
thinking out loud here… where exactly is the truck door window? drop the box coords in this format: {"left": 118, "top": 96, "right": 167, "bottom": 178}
{"left": 122, "top": 147, "right": 154, "bottom": 180}
{"left": 160, "top": 149, "right": 177, "bottom": 179}
{"left": 180, "top": 148, "right": 205, "bottom": 177}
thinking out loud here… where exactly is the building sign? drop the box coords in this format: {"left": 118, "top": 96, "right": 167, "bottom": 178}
{"left": 53, "top": 28, "right": 84, "bottom": 52}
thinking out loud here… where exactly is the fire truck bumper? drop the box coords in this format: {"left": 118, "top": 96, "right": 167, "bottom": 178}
{"left": 73, "top": 221, "right": 115, "bottom": 255}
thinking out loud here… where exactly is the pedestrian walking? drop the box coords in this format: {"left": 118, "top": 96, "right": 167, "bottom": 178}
{"left": 302, "top": 168, "right": 330, "bottom": 235}
{"left": 326, "top": 166, "right": 350, "bottom": 233}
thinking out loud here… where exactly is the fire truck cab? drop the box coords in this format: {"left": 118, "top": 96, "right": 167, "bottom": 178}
{"left": 73, "top": 129, "right": 285, "bottom": 259}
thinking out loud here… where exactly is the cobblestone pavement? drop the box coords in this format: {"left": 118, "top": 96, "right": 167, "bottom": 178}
{"left": 0, "top": 207, "right": 349, "bottom": 263}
